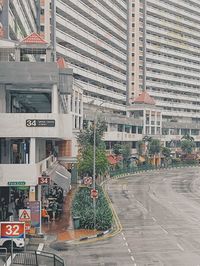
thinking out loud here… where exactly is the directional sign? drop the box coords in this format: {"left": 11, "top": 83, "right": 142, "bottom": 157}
{"left": 38, "top": 176, "right": 50, "bottom": 185}
{"left": 83, "top": 176, "right": 92, "bottom": 186}
{"left": 91, "top": 189, "right": 98, "bottom": 199}
{"left": 19, "top": 209, "right": 31, "bottom": 222}
{"left": 0, "top": 222, "right": 25, "bottom": 239}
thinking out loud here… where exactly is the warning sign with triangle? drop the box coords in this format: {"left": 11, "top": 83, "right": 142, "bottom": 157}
{"left": 19, "top": 209, "right": 31, "bottom": 222}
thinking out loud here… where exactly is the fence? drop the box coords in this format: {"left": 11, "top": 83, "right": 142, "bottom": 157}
{"left": 109, "top": 161, "right": 199, "bottom": 177}
{"left": 13, "top": 250, "right": 64, "bottom": 266}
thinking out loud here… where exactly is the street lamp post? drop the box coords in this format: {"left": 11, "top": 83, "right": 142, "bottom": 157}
{"left": 92, "top": 101, "right": 104, "bottom": 230}
{"left": 93, "top": 116, "right": 96, "bottom": 230}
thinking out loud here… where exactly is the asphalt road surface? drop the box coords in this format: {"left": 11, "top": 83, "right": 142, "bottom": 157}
{"left": 48, "top": 167, "right": 200, "bottom": 266}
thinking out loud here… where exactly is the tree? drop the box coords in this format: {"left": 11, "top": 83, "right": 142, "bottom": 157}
{"left": 149, "top": 139, "right": 161, "bottom": 155}
{"left": 77, "top": 118, "right": 108, "bottom": 177}
{"left": 181, "top": 134, "right": 194, "bottom": 142}
{"left": 181, "top": 140, "right": 196, "bottom": 154}
{"left": 112, "top": 143, "right": 131, "bottom": 167}
{"left": 78, "top": 145, "right": 108, "bottom": 177}
{"left": 162, "top": 146, "right": 171, "bottom": 166}
{"left": 120, "top": 143, "right": 131, "bottom": 167}
{"left": 112, "top": 144, "right": 122, "bottom": 156}
{"left": 77, "top": 119, "right": 107, "bottom": 150}
{"left": 162, "top": 147, "right": 171, "bottom": 158}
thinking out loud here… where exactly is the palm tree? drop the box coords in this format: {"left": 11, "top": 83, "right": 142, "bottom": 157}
{"left": 181, "top": 134, "right": 194, "bottom": 142}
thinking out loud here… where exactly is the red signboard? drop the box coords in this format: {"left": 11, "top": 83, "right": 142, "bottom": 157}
{"left": 38, "top": 176, "right": 50, "bottom": 185}
{"left": 91, "top": 189, "right": 98, "bottom": 199}
{"left": 0, "top": 222, "right": 25, "bottom": 239}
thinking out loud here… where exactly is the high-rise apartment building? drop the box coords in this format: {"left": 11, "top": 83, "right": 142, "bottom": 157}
{"left": 0, "top": 0, "right": 39, "bottom": 40}
{"left": 54, "top": 0, "right": 127, "bottom": 115}
{"left": 129, "top": 0, "right": 200, "bottom": 125}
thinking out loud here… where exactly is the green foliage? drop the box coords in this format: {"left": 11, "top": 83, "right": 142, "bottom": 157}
{"left": 181, "top": 140, "right": 196, "bottom": 154}
{"left": 77, "top": 119, "right": 107, "bottom": 150}
{"left": 78, "top": 145, "right": 108, "bottom": 177}
{"left": 181, "top": 134, "right": 194, "bottom": 142}
{"left": 162, "top": 147, "right": 171, "bottom": 157}
{"left": 112, "top": 144, "right": 122, "bottom": 156}
{"left": 149, "top": 139, "right": 161, "bottom": 155}
{"left": 72, "top": 186, "right": 113, "bottom": 230}
{"left": 77, "top": 118, "right": 108, "bottom": 177}
{"left": 112, "top": 143, "right": 131, "bottom": 166}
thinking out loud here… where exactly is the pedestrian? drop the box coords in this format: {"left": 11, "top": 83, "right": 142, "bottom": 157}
{"left": 51, "top": 200, "right": 58, "bottom": 221}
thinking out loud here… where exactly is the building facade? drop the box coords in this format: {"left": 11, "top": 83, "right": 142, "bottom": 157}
{"left": 128, "top": 0, "right": 200, "bottom": 148}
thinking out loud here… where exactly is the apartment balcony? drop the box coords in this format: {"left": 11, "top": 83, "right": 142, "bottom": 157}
{"left": 78, "top": 80, "right": 126, "bottom": 100}
{"left": 0, "top": 113, "right": 73, "bottom": 139}
{"left": 149, "top": 90, "right": 200, "bottom": 103}
{"left": 56, "top": 28, "right": 126, "bottom": 62}
{"left": 146, "top": 62, "right": 200, "bottom": 79}
{"left": 147, "top": 52, "right": 200, "bottom": 71}
{"left": 81, "top": 0, "right": 127, "bottom": 30}
{"left": 67, "top": 62, "right": 125, "bottom": 91}
{"left": 147, "top": 24, "right": 200, "bottom": 48}
{"left": 149, "top": 0, "right": 200, "bottom": 23}
{"left": 56, "top": 35, "right": 126, "bottom": 81}
{"left": 56, "top": 14, "right": 126, "bottom": 52}
{"left": 10, "top": 0, "right": 34, "bottom": 36}
{"left": 148, "top": 72, "right": 200, "bottom": 86}
{"left": 148, "top": 44, "right": 200, "bottom": 64}
{"left": 147, "top": 35, "right": 199, "bottom": 55}
{"left": 162, "top": 109, "right": 199, "bottom": 119}
{"left": 82, "top": 95, "right": 126, "bottom": 111}
{"left": 57, "top": 42, "right": 125, "bottom": 73}
{"left": 146, "top": 80, "right": 200, "bottom": 96}
{"left": 103, "top": 131, "right": 142, "bottom": 141}
{"left": 98, "top": 0, "right": 127, "bottom": 20}
{"left": 0, "top": 156, "right": 56, "bottom": 187}
{"left": 20, "top": 0, "right": 37, "bottom": 32}
{"left": 147, "top": 12, "right": 200, "bottom": 39}
{"left": 57, "top": 0, "right": 126, "bottom": 41}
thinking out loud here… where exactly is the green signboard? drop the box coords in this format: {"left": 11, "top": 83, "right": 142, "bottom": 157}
{"left": 8, "top": 181, "right": 26, "bottom": 186}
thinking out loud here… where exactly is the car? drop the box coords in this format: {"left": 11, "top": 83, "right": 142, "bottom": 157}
{"left": 0, "top": 238, "right": 25, "bottom": 250}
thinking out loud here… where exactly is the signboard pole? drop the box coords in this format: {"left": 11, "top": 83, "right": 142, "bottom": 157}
{"left": 11, "top": 239, "right": 13, "bottom": 266}
{"left": 38, "top": 185, "right": 42, "bottom": 235}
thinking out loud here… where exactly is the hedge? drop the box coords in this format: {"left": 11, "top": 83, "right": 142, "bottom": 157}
{"left": 72, "top": 185, "right": 113, "bottom": 230}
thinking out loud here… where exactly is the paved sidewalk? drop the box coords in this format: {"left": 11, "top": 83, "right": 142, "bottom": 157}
{"left": 42, "top": 186, "right": 99, "bottom": 242}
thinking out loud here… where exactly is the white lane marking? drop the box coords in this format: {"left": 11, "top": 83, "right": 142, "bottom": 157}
{"left": 121, "top": 232, "right": 124, "bottom": 236}
{"left": 152, "top": 217, "right": 156, "bottom": 222}
{"left": 128, "top": 248, "right": 131, "bottom": 253}
{"left": 160, "top": 226, "right": 168, "bottom": 234}
{"left": 177, "top": 243, "right": 184, "bottom": 251}
{"left": 123, "top": 237, "right": 126, "bottom": 241}
{"left": 125, "top": 242, "right": 128, "bottom": 246}
{"left": 131, "top": 256, "right": 135, "bottom": 261}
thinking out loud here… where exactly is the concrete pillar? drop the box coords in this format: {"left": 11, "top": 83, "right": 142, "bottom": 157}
{"left": 52, "top": 85, "right": 59, "bottom": 113}
{"left": 30, "top": 138, "right": 36, "bottom": 164}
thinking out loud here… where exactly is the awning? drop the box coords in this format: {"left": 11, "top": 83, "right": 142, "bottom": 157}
{"left": 49, "top": 163, "right": 71, "bottom": 193}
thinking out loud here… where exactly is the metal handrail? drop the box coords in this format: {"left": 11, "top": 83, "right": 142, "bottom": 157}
{"left": 0, "top": 248, "right": 8, "bottom": 266}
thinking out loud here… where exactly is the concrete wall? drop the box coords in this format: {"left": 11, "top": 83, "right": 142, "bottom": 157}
{"left": 0, "top": 113, "right": 73, "bottom": 139}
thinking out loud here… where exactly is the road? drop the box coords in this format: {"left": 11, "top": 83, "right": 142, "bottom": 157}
{"left": 48, "top": 167, "right": 200, "bottom": 265}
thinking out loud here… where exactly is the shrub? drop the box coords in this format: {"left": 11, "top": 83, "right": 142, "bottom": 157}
{"left": 72, "top": 185, "right": 113, "bottom": 230}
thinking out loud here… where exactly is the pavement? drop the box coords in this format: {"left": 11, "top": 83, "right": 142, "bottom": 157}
{"left": 4, "top": 185, "right": 102, "bottom": 266}
{"left": 41, "top": 186, "right": 100, "bottom": 242}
